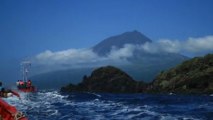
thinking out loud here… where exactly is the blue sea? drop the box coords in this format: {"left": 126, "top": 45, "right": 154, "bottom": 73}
{"left": 4, "top": 90, "right": 213, "bottom": 120}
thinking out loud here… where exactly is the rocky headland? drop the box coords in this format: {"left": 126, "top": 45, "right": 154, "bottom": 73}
{"left": 61, "top": 66, "right": 145, "bottom": 93}
{"left": 61, "top": 54, "right": 213, "bottom": 94}
{"left": 150, "top": 54, "right": 213, "bottom": 94}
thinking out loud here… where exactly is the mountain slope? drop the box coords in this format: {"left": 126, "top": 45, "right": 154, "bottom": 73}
{"left": 93, "top": 30, "right": 152, "bottom": 56}
{"left": 31, "top": 68, "right": 93, "bottom": 89}
{"left": 92, "top": 30, "right": 188, "bottom": 81}
{"left": 31, "top": 30, "right": 188, "bottom": 88}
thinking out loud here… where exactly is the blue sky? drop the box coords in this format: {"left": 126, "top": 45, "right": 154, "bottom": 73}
{"left": 1, "top": 0, "right": 213, "bottom": 83}
{"left": 1, "top": 0, "right": 213, "bottom": 60}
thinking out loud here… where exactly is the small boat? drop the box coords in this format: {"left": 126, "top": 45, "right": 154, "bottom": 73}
{"left": 18, "top": 86, "right": 35, "bottom": 93}
{"left": 0, "top": 98, "right": 28, "bottom": 120}
{"left": 17, "top": 61, "right": 36, "bottom": 93}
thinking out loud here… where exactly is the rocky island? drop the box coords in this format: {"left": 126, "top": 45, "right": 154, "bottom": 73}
{"left": 61, "top": 54, "right": 213, "bottom": 94}
{"left": 61, "top": 66, "right": 145, "bottom": 93}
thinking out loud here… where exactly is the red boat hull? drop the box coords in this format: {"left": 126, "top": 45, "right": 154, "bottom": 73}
{"left": 0, "top": 98, "right": 28, "bottom": 120}
{"left": 18, "top": 86, "right": 36, "bottom": 93}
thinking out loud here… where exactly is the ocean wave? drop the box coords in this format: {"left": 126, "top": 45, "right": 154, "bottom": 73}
{"left": 3, "top": 90, "right": 212, "bottom": 120}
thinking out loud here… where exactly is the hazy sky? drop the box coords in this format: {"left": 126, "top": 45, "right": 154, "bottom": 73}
{"left": 1, "top": 0, "right": 213, "bottom": 60}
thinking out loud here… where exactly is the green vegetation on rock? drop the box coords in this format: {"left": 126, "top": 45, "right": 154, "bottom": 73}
{"left": 61, "top": 54, "right": 213, "bottom": 94}
{"left": 151, "top": 54, "right": 213, "bottom": 94}
{"left": 61, "top": 66, "right": 145, "bottom": 93}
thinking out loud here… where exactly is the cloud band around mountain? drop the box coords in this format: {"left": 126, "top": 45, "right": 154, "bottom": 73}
{"left": 32, "top": 35, "right": 213, "bottom": 68}
{"left": 143, "top": 35, "right": 213, "bottom": 54}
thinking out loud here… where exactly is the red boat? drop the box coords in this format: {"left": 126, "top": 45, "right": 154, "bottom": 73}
{"left": 0, "top": 98, "right": 28, "bottom": 120}
{"left": 18, "top": 86, "right": 36, "bottom": 93}
{"left": 17, "top": 61, "right": 36, "bottom": 93}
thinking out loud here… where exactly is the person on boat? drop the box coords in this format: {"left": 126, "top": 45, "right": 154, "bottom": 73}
{"left": 0, "top": 82, "right": 3, "bottom": 91}
{"left": 23, "top": 81, "right": 27, "bottom": 89}
{"left": 17, "top": 80, "right": 21, "bottom": 89}
{"left": 27, "top": 80, "right": 32, "bottom": 88}
{"left": 0, "top": 82, "right": 7, "bottom": 96}
{"left": 0, "top": 82, "right": 5, "bottom": 97}
{"left": 16, "top": 80, "right": 20, "bottom": 86}
{"left": 0, "top": 82, "right": 10, "bottom": 97}
{"left": 0, "top": 88, "right": 8, "bottom": 97}
{"left": 19, "top": 80, "right": 24, "bottom": 89}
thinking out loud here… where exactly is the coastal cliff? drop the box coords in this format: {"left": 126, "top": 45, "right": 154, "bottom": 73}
{"left": 61, "top": 66, "right": 145, "bottom": 93}
{"left": 151, "top": 54, "right": 213, "bottom": 94}
{"left": 61, "top": 54, "right": 213, "bottom": 94}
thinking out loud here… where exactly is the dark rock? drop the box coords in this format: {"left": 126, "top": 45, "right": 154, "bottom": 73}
{"left": 61, "top": 66, "right": 146, "bottom": 93}
{"left": 61, "top": 54, "right": 213, "bottom": 95}
{"left": 150, "top": 54, "right": 213, "bottom": 94}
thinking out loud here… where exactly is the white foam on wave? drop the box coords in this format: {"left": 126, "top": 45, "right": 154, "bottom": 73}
{"left": 160, "top": 115, "right": 201, "bottom": 120}
{"left": 3, "top": 90, "right": 71, "bottom": 120}
{"left": 88, "top": 92, "right": 102, "bottom": 98}
{"left": 111, "top": 105, "right": 159, "bottom": 120}
{"left": 5, "top": 92, "right": 154, "bottom": 120}
{"left": 72, "top": 98, "right": 200, "bottom": 120}
{"left": 2, "top": 91, "right": 206, "bottom": 120}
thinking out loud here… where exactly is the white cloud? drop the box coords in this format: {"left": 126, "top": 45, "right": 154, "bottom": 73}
{"left": 108, "top": 44, "right": 135, "bottom": 60}
{"left": 140, "top": 35, "right": 213, "bottom": 54}
{"left": 32, "top": 47, "right": 134, "bottom": 73}
{"left": 31, "top": 35, "right": 213, "bottom": 73}
{"left": 34, "top": 48, "right": 99, "bottom": 65}
{"left": 139, "top": 39, "right": 182, "bottom": 53}
{"left": 185, "top": 36, "right": 213, "bottom": 52}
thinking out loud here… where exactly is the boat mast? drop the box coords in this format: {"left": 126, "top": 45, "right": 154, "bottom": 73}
{"left": 21, "top": 61, "right": 31, "bottom": 82}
